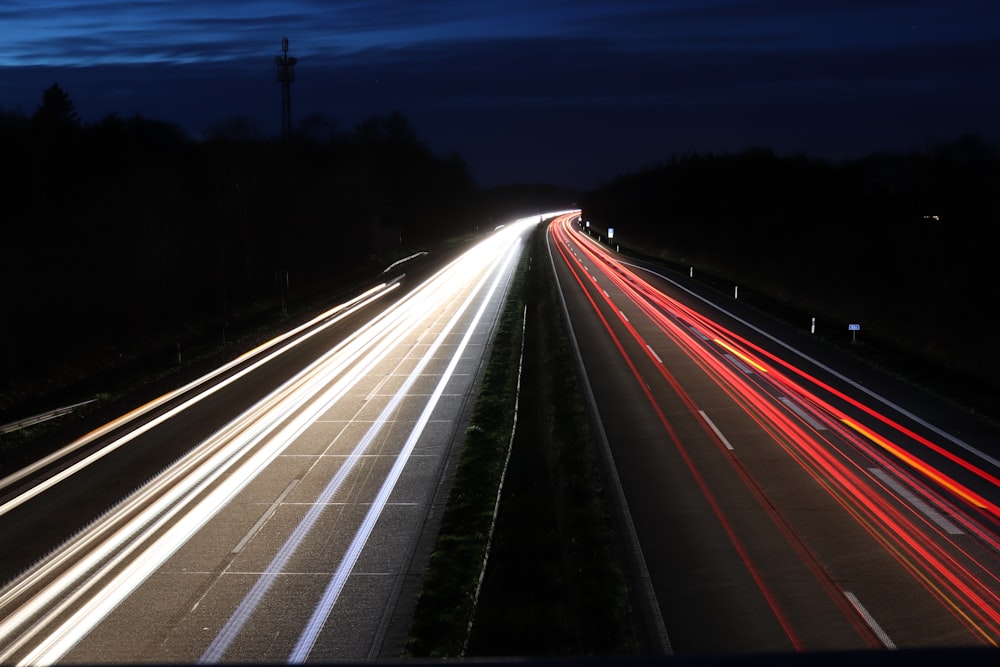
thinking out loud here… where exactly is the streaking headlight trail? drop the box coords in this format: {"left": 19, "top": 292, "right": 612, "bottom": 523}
{"left": 0, "top": 212, "right": 565, "bottom": 665}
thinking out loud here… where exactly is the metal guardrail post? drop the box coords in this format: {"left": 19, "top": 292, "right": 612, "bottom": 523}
{"left": 0, "top": 399, "right": 97, "bottom": 437}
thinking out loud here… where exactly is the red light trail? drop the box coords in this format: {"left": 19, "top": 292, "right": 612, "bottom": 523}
{"left": 548, "top": 213, "right": 1000, "bottom": 648}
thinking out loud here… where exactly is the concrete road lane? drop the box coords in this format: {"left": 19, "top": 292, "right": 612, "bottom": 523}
{"left": 0, "top": 217, "right": 546, "bottom": 665}
{"left": 64, "top": 228, "right": 522, "bottom": 664}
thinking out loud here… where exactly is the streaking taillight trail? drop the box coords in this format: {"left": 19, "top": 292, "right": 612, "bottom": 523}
{"left": 548, "top": 212, "right": 1000, "bottom": 647}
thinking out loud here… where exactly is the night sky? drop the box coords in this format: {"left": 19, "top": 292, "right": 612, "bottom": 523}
{"left": 3, "top": 0, "right": 999, "bottom": 188}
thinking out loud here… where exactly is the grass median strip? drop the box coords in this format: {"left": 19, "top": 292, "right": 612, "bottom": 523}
{"left": 405, "top": 224, "right": 637, "bottom": 658}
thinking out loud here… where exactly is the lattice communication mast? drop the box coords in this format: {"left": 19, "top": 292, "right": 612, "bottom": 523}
{"left": 275, "top": 37, "right": 298, "bottom": 141}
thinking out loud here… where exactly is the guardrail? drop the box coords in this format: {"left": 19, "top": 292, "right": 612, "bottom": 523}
{"left": 0, "top": 399, "right": 97, "bottom": 437}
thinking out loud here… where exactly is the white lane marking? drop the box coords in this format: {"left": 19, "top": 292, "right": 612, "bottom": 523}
{"left": 868, "top": 468, "right": 962, "bottom": 535}
{"left": 646, "top": 345, "right": 662, "bottom": 364}
{"left": 289, "top": 238, "right": 523, "bottom": 663}
{"left": 200, "top": 249, "right": 507, "bottom": 664}
{"left": 689, "top": 327, "right": 710, "bottom": 341}
{"left": 364, "top": 372, "right": 396, "bottom": 402}
{"left": 778, "top": 396, "right": 827, "bottom": 430}
{"left": 844, "top": 591, "right": 896, "bottom": 649}
{"left": 3, "top": 222, "right": 540, "bottom": 666}
{"left": 620, "top": 310, "right": 629, "bottom": 322}
{"left": 699, "top": 410, "right": 734, "bottom": 450}
{"left": 232, "top": 480, "right": 300, "bottom": 555}
{"left": 624, "top": 261, "right": 1000, "bottom": 472}
{"left": 723, "top": 353, "right": 753, "bottom": 375}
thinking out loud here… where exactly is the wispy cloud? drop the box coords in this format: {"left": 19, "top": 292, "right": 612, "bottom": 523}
{"left": 1, "top": 0, "right": 997, "bottom": 186}
{"left": 4, "top": 0, "right": 997, "bottom": 66}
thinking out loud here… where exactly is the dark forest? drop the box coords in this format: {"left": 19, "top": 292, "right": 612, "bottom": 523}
{"left": 4, "top": 82, "right": 999, "bottom": 425}
{"left": 0, "top": 84, "right": 482, "bottom": 419}
{"left": 582, "top": 137, "right": 1000, "bottom": 404}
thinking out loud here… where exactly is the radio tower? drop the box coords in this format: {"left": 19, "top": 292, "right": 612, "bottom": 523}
{"left": 275, "top": 37, "right": 298, "bottom": 141}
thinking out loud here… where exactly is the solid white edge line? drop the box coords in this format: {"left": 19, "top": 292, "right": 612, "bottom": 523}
{"left": 289, "top": 236, "right": 524, "bottom": 664}
{"left": 844, "top": 590, "right": 896, "bottom": 649}
{"left": 619, "top": 259, "right": 1000, "bottom": 472}
{"left": 546, "top": 219, "right": 673, "bottom": 655}
{"left": 462, "top": 303, "right": 527, "bottom": 656}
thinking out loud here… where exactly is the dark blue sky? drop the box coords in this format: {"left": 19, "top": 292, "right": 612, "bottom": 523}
{"left": 3, "top": 1, "right": 999, "bottom": 188}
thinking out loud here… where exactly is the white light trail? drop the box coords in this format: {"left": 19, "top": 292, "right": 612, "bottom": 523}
{"left": 0, "top": 282, "right": 397, "bottom": 515}
{"left": 0, "top": 213, "right": 546, "bottom": 665}
{"left": 289, "top": 237, "right": 522, "bottom": 664}
{"left": 200, "top": 237, "right": 515, "bottom": 663}
{"left": 204, "top": 220, "right": 535, "bottom": 663}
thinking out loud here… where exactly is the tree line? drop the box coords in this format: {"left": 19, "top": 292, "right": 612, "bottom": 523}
{"left": 0, "top": 84, "right": 479, "bottom": 417}
{"left": 581, "top": 137, "right": 1000, "bottom": 390}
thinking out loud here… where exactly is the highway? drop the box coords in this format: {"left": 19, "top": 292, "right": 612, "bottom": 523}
{"left": 547, "top": 212, "right": 1000, "bottom": 654}
{"left": 0, "top": 214, "right": 550, "bottom": 664}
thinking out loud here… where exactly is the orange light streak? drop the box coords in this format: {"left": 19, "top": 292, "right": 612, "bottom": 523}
{"left": 842, "top": 418, "right": 992, "bottom": 512}
{"left": 549, "top": 213, "right": 1000, "bottom": 646}
{"left": 712, "top": 338, "right": 769, "bottom": 373}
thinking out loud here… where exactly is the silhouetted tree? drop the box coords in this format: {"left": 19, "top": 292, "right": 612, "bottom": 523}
{"left": 1, "top": 97, "right": 485, "bottom": 421}
{"left": 582, "top": 138, "right": 1000, "bottom": 385}
{"left": 32, "top": 83, "right": 80, "bottom": 128}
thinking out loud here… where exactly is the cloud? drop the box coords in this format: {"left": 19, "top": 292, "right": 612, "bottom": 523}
{"left": 2, "top": 1, "right": 998, "bottom": 186}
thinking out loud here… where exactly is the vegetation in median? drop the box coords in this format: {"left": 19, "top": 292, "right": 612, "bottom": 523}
{"left": 405, "top": 223, "right": 638, "bottom": 657}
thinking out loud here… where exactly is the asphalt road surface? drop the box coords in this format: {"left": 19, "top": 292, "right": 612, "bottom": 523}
{"left": 547, "top": 212, "right": 1000, "bottom": 655}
